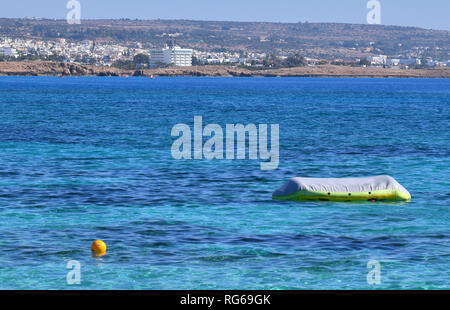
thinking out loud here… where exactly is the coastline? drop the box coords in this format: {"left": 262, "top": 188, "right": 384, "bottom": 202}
{"left": 0, "top": 61, "right": 449, "bottom": 78}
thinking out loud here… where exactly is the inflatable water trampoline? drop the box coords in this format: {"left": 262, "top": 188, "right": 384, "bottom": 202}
{"left": 272, "top": 175, "right": 411, "bottom": 202}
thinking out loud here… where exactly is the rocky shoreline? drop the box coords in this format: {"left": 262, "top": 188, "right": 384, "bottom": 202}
{"left": 0, "top": 61, "right": 449, "bottom": 78}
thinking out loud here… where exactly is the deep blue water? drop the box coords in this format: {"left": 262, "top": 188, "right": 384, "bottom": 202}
{"left": 0, "top": 76, "right": 448, "bottom": 289}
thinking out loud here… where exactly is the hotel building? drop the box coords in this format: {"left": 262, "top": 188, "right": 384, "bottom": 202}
{"left": 150, "top": 46, "right": 193, "bottom": 67}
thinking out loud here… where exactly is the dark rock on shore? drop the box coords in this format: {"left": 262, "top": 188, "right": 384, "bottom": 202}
{"left": 0, "top": 61, "right": 449, "bottom": 78}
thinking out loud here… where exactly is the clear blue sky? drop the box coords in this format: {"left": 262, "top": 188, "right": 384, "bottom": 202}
{"left": 1, "top": 0, "right": 449, "bottom": 30}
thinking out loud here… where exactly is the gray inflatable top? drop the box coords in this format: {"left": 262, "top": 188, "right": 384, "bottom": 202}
{"left": 273, "top": 175, "right": 410, "bottom": 197}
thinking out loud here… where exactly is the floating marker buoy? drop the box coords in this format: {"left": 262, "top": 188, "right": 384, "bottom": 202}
{"left": 91, "top": 240, "right": 107, "bottom": 255}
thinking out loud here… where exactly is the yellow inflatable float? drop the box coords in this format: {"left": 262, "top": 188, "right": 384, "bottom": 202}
{"left": 272, "top": 175, "right": 411, "bottom": 202}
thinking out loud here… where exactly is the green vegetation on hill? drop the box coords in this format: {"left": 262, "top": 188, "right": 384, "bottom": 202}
{"left": 0, "top": 18, "right": 448, "bottom": 60}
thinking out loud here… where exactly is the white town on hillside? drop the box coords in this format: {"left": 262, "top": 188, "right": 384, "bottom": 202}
{"left": 0, "top": 37, "right": 449, "bottom": 69}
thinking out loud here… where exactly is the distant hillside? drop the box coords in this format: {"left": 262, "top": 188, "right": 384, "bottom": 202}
{"left": 0, "top": 18, "right": 449, "bottom": 60}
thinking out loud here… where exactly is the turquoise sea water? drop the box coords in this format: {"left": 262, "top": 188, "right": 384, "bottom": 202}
{"left": 0, "top": 76, "right": 448, "bottom": 289}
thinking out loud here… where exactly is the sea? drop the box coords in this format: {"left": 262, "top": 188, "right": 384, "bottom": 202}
{"left": 0, "top": 76, "right": 448, "bottom": 289}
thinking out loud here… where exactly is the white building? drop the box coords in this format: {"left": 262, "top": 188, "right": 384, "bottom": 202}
{"left": 150, "top": 46, "right": 193, "bottom": 67}
{"left": 171, "top": 46, "right": 193, "bottom": 66}
{"left": 369, "top": 55, "right": 387, "bottom": 65}
{"left": 399, "top": 58, "right": 421, "bottom": 66}
{"left": 149, "top": 47, "right": 172, "bottom": 67}
{"left": 424, "top": 59, "right": 436, "bottom": 67}
{"left": 0, "top": 47, "right": 18, "bottom": 57}
{"left": 387, "top": 59, "right": 400, "bottom": 66}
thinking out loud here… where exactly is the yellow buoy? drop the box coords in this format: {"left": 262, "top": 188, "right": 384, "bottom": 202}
{"left": 91, "top": 240, "right": 107, "bottom": 255}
